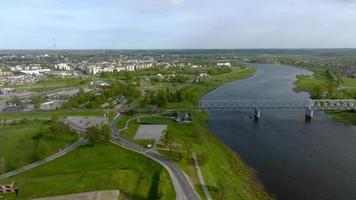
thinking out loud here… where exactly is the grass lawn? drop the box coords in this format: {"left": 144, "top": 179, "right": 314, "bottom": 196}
{"left": 0, "top": 110, "right": 104, "bottom": 120}
{"left": 14, "top": 78, "right": 89, "bottom": 92}
{"left": 293, "top": 70, "right": 335, "bottom": 97}
{"left": 0, "top": 143, "right": 175, "bottom": 200}
{"left": 327, "top": 111, "right": 356, "bottom": 125}
{"left": 0, "top": 121, "right": 77, "bottom": 174}
{"left": 342, "top": 77, "right": 356, "bottom": 88}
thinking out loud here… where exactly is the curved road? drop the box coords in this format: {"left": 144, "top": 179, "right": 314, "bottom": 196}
{"left": 111, "top": 113, "right": 201, "bottom": 200}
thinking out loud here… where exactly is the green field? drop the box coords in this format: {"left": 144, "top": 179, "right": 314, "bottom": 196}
{"left": 14, "top": 77, "right": 89, "bottom": 92}
{"left": 0, "top": 143, "right": 175, "bottom": 200}
{"left": 0, "top": 110, "right": 104, "bottom": 120}
{"left": 342, "top": 77, "right": 356, "bottom": 88}
{"left": 0, "top": 121, "right": 77, "bottom": 174}
{"left": 327, "top": 111, "right": 356, "bottom": 125}
{"left": 293, "top": 69, "right": 336, "bottom": 99}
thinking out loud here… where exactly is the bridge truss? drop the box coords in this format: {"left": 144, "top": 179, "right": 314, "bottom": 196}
{"left": 200, "top": 99, "right": 356, "bottom": 111}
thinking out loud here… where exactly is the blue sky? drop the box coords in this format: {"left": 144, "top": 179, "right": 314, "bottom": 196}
{"left": 0, "top": 0, "right": 356, "bottom": 49}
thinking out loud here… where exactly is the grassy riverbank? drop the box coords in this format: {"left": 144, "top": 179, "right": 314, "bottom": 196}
{"left": 293, "top": 66, "right": 356, "bottom": 125}
{"left": 119, "top": 67, "right": 273, "bottom": 200}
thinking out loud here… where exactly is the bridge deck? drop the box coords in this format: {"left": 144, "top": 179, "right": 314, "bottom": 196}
{"left": 200, "top": 100, "right": 356, "bottom": 110}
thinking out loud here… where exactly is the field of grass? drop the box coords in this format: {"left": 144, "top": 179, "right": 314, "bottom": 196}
{"left": 0, "top": 120, "right": 77, "bottom": 174}
{"left": 0, "top": 143, "right": 175, "bottom": 200}
{"left": 0, "top": 110, "right": 104, "bottom": 120}
{"left": 342, "top": 77, "right": 356, "bottom": 88}
{"left": 118, "top": 67, "right": 273, "bottom": 200}
{"left": 327, "top": 111, "right": 356, "bottom": 125}
{"left": 293, "top": 69, "right": 336, "bottom": 98}
{"left": 14, "top": 77, "right": 89, "bottom": 92}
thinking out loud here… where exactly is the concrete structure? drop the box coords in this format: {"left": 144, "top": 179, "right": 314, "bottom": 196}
{"left": 20, "top": 69, "right": 50, "bottom": 75}
{"left": 40, "top": 100, "right": 65, "bottom": 110}
{"left": 134, "top": 125, "right": 167, "bottom": 140}
{"left": 64, "top": 117, "right": 109, "bottom": 131}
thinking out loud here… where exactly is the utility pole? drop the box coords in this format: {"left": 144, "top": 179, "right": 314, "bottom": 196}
{"left": 53, "top": 37, "right": 56, "bottom": 50}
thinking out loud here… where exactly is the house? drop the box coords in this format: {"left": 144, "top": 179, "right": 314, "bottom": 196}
{"left": 217, "top": 62, "right": 231, "bottom": 67}
{"left": 175, "top": 112, "right": 190, "bottom": 123}
{"left": 0, "top": 69, "right": 12, "bottom": 76}
{"left": 0, "top": 182, "right": 18, "bottom": 195}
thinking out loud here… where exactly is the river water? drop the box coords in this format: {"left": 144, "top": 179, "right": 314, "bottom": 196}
{"left": 203, "top": 64, "right": 356, "bottom": 200}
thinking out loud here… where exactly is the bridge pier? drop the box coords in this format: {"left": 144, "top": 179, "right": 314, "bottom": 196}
{"left": 254, "top": 108, "right": 261, "bottom": 121}
{"left": 305, "top": 108, "right": 314, "bottom": 122}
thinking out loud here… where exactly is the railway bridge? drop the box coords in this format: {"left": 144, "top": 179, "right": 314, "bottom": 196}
{"left": 199, "top": 99, "right": 356, "bottom": 121}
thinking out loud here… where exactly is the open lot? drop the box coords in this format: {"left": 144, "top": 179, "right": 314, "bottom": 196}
{"left": 0, "top": 143, "right": 175, "bottom": 200}
{"left": 65, "top": 116, "right": 108, "bottom": 130}
{"left": 134, "top": 125, "right": 167, "bottom": 140}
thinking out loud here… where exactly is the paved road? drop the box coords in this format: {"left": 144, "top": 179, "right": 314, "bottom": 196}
{"left": 0, "top": 138, "right": 87, "bottom": 180}
{"left": 192, "top": 152, "right": 212, "bottom": 200}
{"left": 111, "top": 113, "right": 200, "bottom": 200}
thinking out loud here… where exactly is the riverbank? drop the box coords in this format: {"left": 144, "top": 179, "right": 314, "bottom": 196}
{"left": 293, "top": 65, "right": 356, "bottom": 125}
{"left": 118, "top": 67, "right": 273, "bottom": 200}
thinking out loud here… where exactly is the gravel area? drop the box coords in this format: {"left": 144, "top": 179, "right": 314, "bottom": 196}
{"left": 134, "top": 125, "right": 167, "bottom": 140}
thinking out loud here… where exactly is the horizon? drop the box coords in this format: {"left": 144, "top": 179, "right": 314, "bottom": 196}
{"left": 1, "top": 48, "right": 356, "bottom": 51}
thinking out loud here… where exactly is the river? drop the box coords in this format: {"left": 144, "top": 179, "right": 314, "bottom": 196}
{"left": 203, "top": 64, "right": 356, "bottom": 200}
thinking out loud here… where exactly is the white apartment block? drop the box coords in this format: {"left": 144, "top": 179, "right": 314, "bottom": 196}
{"left": 217, "top": 62, "right": 231, "bottom": 67}
{"left": 86, "top": 65, "right": 102, "bottom": 75}
{"left": 55, "top": 63, "right": 71, "bottom": 71}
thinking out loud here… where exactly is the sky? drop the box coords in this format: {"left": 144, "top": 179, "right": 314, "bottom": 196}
{"left": 0, "top": 0, "right": 356, "bottom": 49}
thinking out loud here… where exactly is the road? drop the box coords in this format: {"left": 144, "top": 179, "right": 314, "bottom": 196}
{"left": 192, "top": 152, "right": 212, "bottom": 200}
{"left": 0, "top": 138, "right": 87, "bottom": 180}
{"left": 111, "top": 113, "right": 201, "bottom": 200}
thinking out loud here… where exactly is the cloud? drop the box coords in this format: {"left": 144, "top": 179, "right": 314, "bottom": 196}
{"left": 169, "top": 0, "right": 185, "bottom": 5}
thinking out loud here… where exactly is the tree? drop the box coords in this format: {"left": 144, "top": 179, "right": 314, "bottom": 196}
{"left": 7, "top": 96, "right": 21, "bottom": 105}
{"left": 34, "top": 141, "right": 50, "bottom": 161}
{"left": 101, "top": 124, "right": 112, "bottom": 142}
{"left": 0, "top": 158, "right": 5, "bottom": 174}
{"left": 31, "top": 96, "right": 42, "bottom": 110}
{"left": 86, "top": 124, "right": 111, "bottom": 144}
